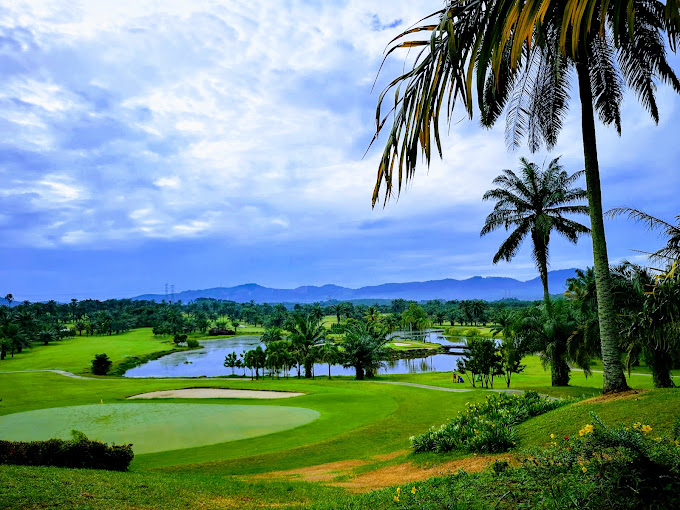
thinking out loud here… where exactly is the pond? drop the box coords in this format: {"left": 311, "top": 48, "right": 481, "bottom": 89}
{"left": 124, "top": 333, "right": 465, "bottom": 378}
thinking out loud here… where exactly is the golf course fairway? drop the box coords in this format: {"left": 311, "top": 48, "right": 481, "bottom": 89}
{"left": 0, "top": 403, "right": 320, "bottom": 454}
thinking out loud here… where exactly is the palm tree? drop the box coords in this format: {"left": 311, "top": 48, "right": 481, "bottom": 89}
{"left": 364, "top": 306, "right": 381, "bottom": 323}
{"left": 481, "top": 157, "right": 590, "bottom": 304}
{"left": 320, "top": 342, "right": 340, "bottom": 379}
{"left": 371, "top": 0, "right": 680, "bottom": 393}
{"left": 260, "top": 327, "right": 284, "bottom": 346}
{"left": 607, "top": 207, "right": 680, "bottom": 262}
{"left": 288, "top": 313, "right": 326, "bottom": 378}
{"left": 623, "top": 262, "right": 680, "bottom": 388}
{"left": 341, "top": 322, "right": 389, "bottom": 380}
{"left": 224, "top": 351, "right": 240, "bottom": 375}
{"left": 330, "top": 303, "right": 345, "bottom": 324}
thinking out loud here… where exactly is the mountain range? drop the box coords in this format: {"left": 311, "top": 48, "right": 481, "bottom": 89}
{"left": 132, "top": 268, "right": 578, "bottom": 303}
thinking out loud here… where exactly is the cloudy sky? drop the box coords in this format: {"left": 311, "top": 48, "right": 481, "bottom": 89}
{"left": 1, "top": 0, "right": 679, "bottom": 301}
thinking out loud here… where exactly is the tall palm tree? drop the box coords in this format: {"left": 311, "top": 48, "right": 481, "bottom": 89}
{"left": 371, "top": 0, "right": 679, "bottom": 393}
{"left": 481, "top": 157, "right": 589, "bottom": 304}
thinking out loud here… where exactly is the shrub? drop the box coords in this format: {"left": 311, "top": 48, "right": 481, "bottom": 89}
{"left": 522, "top": 413, "right": 680, "bottom": 509}
{"left": 411, "top": 391, "right": 567, "bottom": 454}
{"left": 186, "top": 338, "right": 200, "bottom": 348}
{"left": 91, "top": 353, "right": 112, "bottom": 375}
{"left": 674, "top": 416, "right": 680, "bottom": 441}
{"left": 173, "top": 334, "right": 187, "bottom": 344}
{"left": 208, "top": 328, "right": 235, "bottom": 336}
{"left": 0, "top": 430, "right": 133, "bottom": 471}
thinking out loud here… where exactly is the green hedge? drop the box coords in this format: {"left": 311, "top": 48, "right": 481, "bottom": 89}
{"left": 0, "top": 433, "right": 133, "bottom": 471}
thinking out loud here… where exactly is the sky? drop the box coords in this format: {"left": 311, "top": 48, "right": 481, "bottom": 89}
{"left": 1, "top": 0, "right": 679, "bottom": 301}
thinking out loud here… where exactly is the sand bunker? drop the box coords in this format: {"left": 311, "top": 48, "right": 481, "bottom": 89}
{"left": 128, "top": 388, "right": 305, "bottom": 399}
{"left": 392, "top": 342, "right": 411, "bottom": 346}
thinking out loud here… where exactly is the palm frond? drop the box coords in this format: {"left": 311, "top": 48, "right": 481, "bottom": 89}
{"left": 588, "top": 30, "right": 623, "bottom": 133}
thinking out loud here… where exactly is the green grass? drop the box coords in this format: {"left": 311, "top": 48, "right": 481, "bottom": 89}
{"left": 379, "top": 354, "right": 678, "bottom": 398}
{"left": 2, "top": 327, "right": 679, "bottom": 509}
{"left": 517, "top": 388, "right": 680, "bottom": 448}
{"left": 0, "top": 403, "right": 320, "bottom": 454}
{"left": 0, "top": 328, "right": 176, "bottom": 374}
{"left": 387, "top": 339, "right": 439, "bottom": 350}
{"left": 0, "top": 370, "right": 487, "bottom": 473}
{"left": 0, "top": 465, "right": 345, "bottom": 510}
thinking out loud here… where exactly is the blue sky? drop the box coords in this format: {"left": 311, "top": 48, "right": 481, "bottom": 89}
{"left": 1, "top": 0, "right": 679, "bottom": 301}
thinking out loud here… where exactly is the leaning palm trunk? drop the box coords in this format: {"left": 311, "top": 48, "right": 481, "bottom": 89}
{"left": 576, "top": 61, "right": 628, "bottom": 393}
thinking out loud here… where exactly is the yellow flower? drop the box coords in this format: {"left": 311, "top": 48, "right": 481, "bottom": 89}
{"left": 396, "top": 487, "right": 401, "bottom": 494}
{"left": 550, "top": 433, "right": 555, "bottom": 439}
{"left": 634, "top": 422, "right": 642, "bottom": 430}
{"left": 394, "top": 496, "right": 399, "bottom": 502}
{"left": 411, "top": 487, "right": 418, "bottom": 494}
{"left": 583, "top": 424, "right": 594, "bottom": 434}
{"left": 582, "top": 466, "right": 588, "bottom": 473}
{"left": 641, "top": 425, "right": 652, "bottom": 434}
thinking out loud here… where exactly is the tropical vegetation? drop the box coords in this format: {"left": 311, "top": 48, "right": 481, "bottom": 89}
{"left": 370, "top": 0, "right": 680, "bottom": 393}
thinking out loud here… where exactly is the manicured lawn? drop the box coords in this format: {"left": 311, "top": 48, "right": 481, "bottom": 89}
{"left": 0, "top": 403, "right": 320, "bottom": 454}
{"left": 0, "top": 328, "right": 176, "bottom": 374}
{"left": 380, "top": 355, "right": 679, "bottom": 398}
{"left": 387, "top": 339, "right": 439, "bottom": 350}
{"left": 2, "top": 328, "right": 679, "bottom": 510}
{"left": 0, "top": 370, "right": 487, "bottom": 473}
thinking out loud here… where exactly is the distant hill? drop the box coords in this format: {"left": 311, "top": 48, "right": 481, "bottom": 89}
{"left": 132, "top": 269, "right": 578, "bottom": 303}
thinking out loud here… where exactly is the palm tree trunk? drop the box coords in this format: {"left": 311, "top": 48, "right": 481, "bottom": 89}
{"left": 532, "top": 233, "right": 551, "bottom": 305}
{"left": 576, "top": 61, "right": 628, "bottom": 393}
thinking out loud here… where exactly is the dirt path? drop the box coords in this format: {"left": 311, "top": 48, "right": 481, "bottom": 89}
{"left": 253, "top": 451, "right": 513, "bottom": 493}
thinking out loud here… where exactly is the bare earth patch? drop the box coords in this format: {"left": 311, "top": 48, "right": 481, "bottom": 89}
{"left": 127, "top": 388, "right": 305, "bottom": 399}
{"left": 255, "top": 460, "right": 369, "bottom": 482}
{"left": 577, "top": 389, "right": 648, "bottom": 405}
{"left": 254, "top": 451, "right": 511, "bottom": 493}
{"left": 332, "top": 454, "right": 513, "bottom": 493}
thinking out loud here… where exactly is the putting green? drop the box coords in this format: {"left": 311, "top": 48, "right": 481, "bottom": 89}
{"left": 0, "top": 403, "right": 320, "bottom": 454}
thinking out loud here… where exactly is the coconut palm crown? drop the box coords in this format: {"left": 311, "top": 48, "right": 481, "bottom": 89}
{"left": 481, "top": 157, "right": 589, "bottom": 304}
{"left": 371, "top": 0, "right": 679, "bottom": 394}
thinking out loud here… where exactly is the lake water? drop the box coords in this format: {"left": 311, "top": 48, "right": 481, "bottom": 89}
{"left": 124, "top": 331, "right": 466, "bottom": 378}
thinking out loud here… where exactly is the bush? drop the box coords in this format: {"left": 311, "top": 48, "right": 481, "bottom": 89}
{"left": 0, "top": 430, "right": 133, "bottom": 471}
{"left": 208, "top": 328, "right": 235, "bottom": 336}
{"left": 522, "top": 413, "right": 680, "bottom": 509}
{"left": 186, "top": 338, "right": 200, "bottom": 348}
{"left": 173, "top": 334, "right": 187, "bottom": 344}
{"left": 674, "top": 416, "right": 680, "bottom": 441}
{"left": 411, "top": 391, "right": 567, "bottom": 454}
{"left": 91, "top": 353, "right": 112, "bottom": 375}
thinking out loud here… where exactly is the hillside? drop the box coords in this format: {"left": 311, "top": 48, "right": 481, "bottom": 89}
{"left": 132, "top": 268, "right": 577, "bottom": 303}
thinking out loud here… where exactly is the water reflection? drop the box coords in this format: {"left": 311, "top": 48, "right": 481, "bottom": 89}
{"left": 124, "top": 334, "right": 463, "bottom": 378}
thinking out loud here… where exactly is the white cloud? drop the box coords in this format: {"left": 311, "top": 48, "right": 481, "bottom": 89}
{"left": 0, "top": 0, "right": 678, "bottom": 288}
